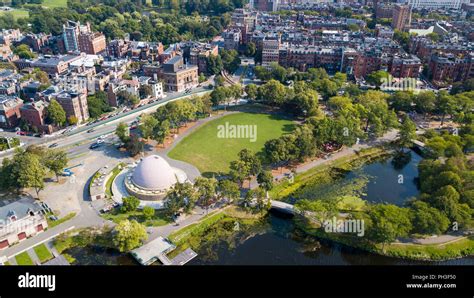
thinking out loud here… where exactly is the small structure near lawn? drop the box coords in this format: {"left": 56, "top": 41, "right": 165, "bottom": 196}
{"left": 130, "top": 236, "right": 198, "bottom": 266}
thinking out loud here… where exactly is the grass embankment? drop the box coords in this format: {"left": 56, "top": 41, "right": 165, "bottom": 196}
{"left": 269, "top": 147, "right": 389, "bottom": 200}
{"left": 102, "top": 209, "right": 171, "bottom": 227}
{"left": 33, "top": 244, "right": 53, "bottom": 263}
{"left": 47, "top": 212, "right": 76, "bottom": 228}
{"left": 296, "top": 216, "right": 474, "bottom": 261}
{"left": 168, "top": 112, "right": 295, "bottom": 175}
{"left": 105, "top": 163, "right": 126, "bottom": 197}
{"left": 15, "top": 252, "right": 34, "bottom": 265}
{"left": 167, "top": 206, "right": 265, "bottom": 259}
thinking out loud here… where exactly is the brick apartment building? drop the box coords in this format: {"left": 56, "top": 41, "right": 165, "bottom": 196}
{"left": 55, "top": 90, "right": 89, "bottom": 123}
{"left": 0, "top": 95, "right": 23, "bottom": 129}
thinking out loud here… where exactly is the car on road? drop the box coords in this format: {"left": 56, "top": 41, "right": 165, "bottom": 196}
{"left": 0, "top": 128, "right": 4, "bottom": 132}
{"left": 90, "top": 143, "right": 100, "bottom": 149}
{"left": 96, "top": 139, "right": 104, "bottom": 144}
{"left": 48, "top": 143, "right": 58, "bottom": 148}
{"left": 16, "top": 131, "right": 26, "bottom": 135}
{"left": 130, "top": 124, "right": 138, "bottom": 130}
{"left": 49, "top": 215, "right": 58, "bottom": 221}
{"left": 87, "top": 128, "right": 95, "bottom": 133}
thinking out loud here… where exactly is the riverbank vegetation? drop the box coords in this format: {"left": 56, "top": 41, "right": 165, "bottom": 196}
{"left": 167, "top": 206, "right": 267, "bottom": 260}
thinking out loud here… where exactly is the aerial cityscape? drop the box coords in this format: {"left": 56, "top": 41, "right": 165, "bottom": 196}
{"left": 0, "top": 0, "right": 473, "bottom": 272}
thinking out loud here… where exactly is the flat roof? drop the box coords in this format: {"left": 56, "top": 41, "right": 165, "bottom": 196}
{"left": 131, "top": 237, "right": 175, "bottom": 265}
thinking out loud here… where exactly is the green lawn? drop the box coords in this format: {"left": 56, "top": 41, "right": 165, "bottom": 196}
{"left": 33, "top": 244, "right": 53, "bottom": 263}
{"left": 42, "top": 0, "right": 67, "bottom": 8}
{"left": 0, "top": 9, "right": 29, "bottom": 19}
{"left": 168, "top": 112, "right": 295, "bottom": 175}
{"left": 15, "top": 252, "right": 34, "bottom": 266}
{"left": 102, "top": 209, "right": 171, "bottom": 227}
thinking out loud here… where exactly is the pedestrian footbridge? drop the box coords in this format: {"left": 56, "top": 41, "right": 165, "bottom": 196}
{"left": 270, "top": 200, "right": 297, "bottom": 214}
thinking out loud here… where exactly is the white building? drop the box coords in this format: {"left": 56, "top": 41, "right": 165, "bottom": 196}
{"left": 406, "top": 0, "right": 469, "bottom": 10}
{"left": 0, "top": 199, "right": 48, "bottom": 250}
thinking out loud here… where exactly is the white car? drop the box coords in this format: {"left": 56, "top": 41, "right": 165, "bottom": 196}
{"left": 96, "top": 139, "right": 104, "bottom": 144}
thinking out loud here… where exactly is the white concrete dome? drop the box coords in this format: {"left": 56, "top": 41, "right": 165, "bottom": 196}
{"left": 131, "top": 155, "right": 178, "bottom": 191}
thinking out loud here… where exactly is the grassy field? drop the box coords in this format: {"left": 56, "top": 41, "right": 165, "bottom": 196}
{"left": 33, "top": 244, "right": 53, "bottom": 263}
{"left": 15, "top": 252, "right": 34, "bottom": 265}
{"left": 0, "top": 9, "right": 29, "bottom": 19}
{"left": 168, "top": 112, "right": 295, "bottom": 175}
{"left": 42, "top": 0, "right": 67, "bottom": 8}
{"left": 102, "top": 209, "right": 171, "bottom": 227}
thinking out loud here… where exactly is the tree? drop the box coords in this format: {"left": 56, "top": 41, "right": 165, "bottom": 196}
{"left": 414, "top": 91, "right": 436, "bottom": 118}
{"left": 257, "top": 170, "right": 273, "bottom": 193}
{"left": 366, "top": 70, "right": 389, "bottom": 89}
{"left": 245, "top": 42, "right": 256, "bottom": 57}
{"left": 291, "top": 89, "right": 320, "bottom": 117}
{"left": 165, "top": 182, "right": 195, "bottom": 217}
{"left": 87, "top": 91, "right": 111, "bottom": 119}
{"left": 152, "top": 119, "right": 170, "bottom": 147}
{"left": 142, "top": 206, "right": 155, "bottom": 220}
{"left": 409, "top": 200, "right": 450, "bottom": 235}
{"left": 257, "top": 79, "right": 287, "bottom": 106}
{"left": 207, "top": 54, "right": 223, "bottom": 75}
{"left": 126, "top": 135, "right": 144, "bottom": 156}
{"left": 113, "top": 219, "right": 148, "bottom": 252}
{"left": 13, "top": 44, "right": 36, "bottom": 59}
{"left": 16, "top": 152, "right": 46, "bottom": 198}
{"left": 436, "top": 91, "right": 456, "bottom": 126}
{"left": 140, "top": 114, "right": 158, "bottom": 140}
{"left": 390, "top": 91, "right": 414, "bottom": 112}
{"left": 245, "top": 83, "right": 258, "bottom": 101}
{"left": 139, "top": 85, "right": 153, "bottom": 99}
{"left": 46, "top": 99, "right": 66, "bottom": 127}
{"left": 217, "top": 179, "right": 240, "bottom": 202}
{"left": 367, "top": 204, "right": 412, "bottom": 251}
{"left": 68, "top": 115, "right": 78, "bottom": 125}
{"left": 116, "top": 122, "right": 130, "bottom": 143}
{"left": 121, "top": 196, "right": 140, "bottom": 212}
{"left": 398, "top": 116, "right": 416, "bottom": 151}
{"left": 238, "top": 149, "right": 261, "bottom": 178}
{"left": 194, "top": 177, "right": 217, "bottom": 213}
{"left": 44, "top": 150, "right": 68, "bottom": 182}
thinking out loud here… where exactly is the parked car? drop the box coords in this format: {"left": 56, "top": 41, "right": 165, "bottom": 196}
{"left": 16, "top": 131, "right": 26, "bottom": 136}
{"left": 87, "top": 128, "right": 95, "bottom": 133}
{"left": 90, "top": 143, "right": 100, "bottom": 149}
{"left": 48, "top": 143, "right": 58, "bottom": 148}
{"left": 49, "top": 215, "right": 58, "bottom": 221}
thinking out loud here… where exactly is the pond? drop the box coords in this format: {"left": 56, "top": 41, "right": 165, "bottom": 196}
{"left": 346, "top": 150, "right": 422, "bottom": 205}
{"left": 286, "top": 150, "right": 422, "bottom": 206}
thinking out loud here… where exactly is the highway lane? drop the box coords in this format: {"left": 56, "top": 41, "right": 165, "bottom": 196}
{"left": 0, "top": 87, "right": 211, "bottom": 162}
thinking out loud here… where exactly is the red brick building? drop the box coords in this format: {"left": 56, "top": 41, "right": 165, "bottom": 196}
{"left": 0, "top": 95, "right": 23, "bottom": 129}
